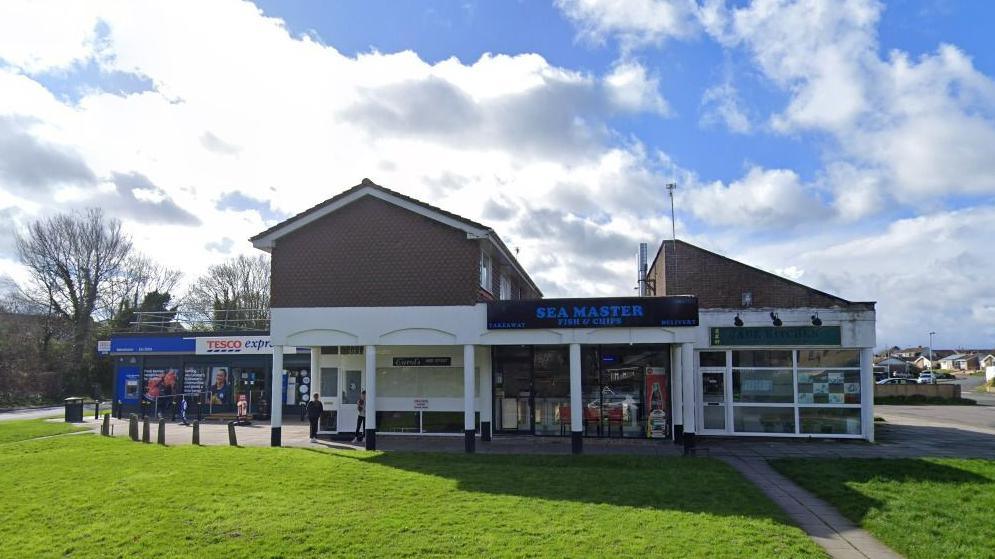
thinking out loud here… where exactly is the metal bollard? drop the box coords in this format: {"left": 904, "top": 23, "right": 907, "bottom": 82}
{"left": 94, "top": 401, "right": 100, "bottom": 420}
{"left": 142, "top": 417, "right": 151, "bottom": 443}
{"left": 157, "top": 418, "right": 166, "bottom": 446}
{"left": 227, "top": 421, "right": 237, "bottom": 446}
{"left": 192, "top": 421, "right": 200, "bottom": 445}
{"left": 129, "top": 414, "right": 139, "bottom": 441}
{"left": 101, "top": 413, "right": 110, "bottom": 436}
{"left": 115, "top": 401, "right": 123, "bottom": 420}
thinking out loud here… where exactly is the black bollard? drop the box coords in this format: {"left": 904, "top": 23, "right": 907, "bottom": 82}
{"left": 157, "top": 418, "right": 166, "bottom": 445}
{"left": 129, "top": 414, "right": 139, "bottom": 441}
{"left": 142, "top": 417, "right": 151, "bottom": 443}
{"left": 682, "top": 432, "right": 696, "bottom": 456}
{"left": 227, "top": 421, "right": 237, "bottom": 446}
{"left": 94, "top": 401, "right": 100, "bottom": 420}
{"left": 192, "top": 421, "right": 200, "bottom": 445}
{"left": 101, "top": 413, "right": 110, "bottom": 436}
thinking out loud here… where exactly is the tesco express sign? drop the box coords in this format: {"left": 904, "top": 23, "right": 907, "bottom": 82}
{"left": 194, "top": 336, "right": 298, "bottom": 355}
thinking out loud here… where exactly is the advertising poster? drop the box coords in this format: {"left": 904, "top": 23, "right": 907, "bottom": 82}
{"left": 209, "top": 366, "right": 231, "bottom": 406}
{"left": 183, "top": 366, "right": 207, "bottom": 398}
{"left": 143, "top": 367, "right": 179, "bottom": 402}
{"left": 645, "top": 367, "right": 669, "bottom": 438}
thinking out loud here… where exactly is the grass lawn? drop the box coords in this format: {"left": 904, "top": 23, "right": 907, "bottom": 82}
{"left": 771, "top": 458, "right": 995, "bottom": 559}
{"left": 0, "top": 436, "right": 825, "bottom": 558}
{"left": 0, "top": 418, "right": 88, "bottom": 444}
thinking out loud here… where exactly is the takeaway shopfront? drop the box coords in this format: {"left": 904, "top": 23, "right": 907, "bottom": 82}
{"left": 104, "top": 333, "right": 312, "bottom": 419}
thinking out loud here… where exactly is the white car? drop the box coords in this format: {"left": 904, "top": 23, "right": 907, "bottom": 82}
{"left": 917, "top": 372, "right": 936, "bottom": 384}
{"left": 877, "top": 377, "right": 915, "bottom": 385}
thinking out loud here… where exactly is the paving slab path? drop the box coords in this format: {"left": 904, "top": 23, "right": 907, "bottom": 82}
{"left": 721, "top": 456, "right": 902, "bottom": 559}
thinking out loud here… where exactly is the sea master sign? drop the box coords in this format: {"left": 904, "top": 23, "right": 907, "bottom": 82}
{"left": 487, "top": 296, "right": 698, "bottom": 329}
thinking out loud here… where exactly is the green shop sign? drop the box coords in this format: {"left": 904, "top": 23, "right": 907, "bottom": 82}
{"left": 710, "top": 326, "right": 841, "bottom": 347}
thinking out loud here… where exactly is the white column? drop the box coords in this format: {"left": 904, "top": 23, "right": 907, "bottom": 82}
{"left": 569, "top": 343, "right": 582, "bottom": 454}
{"left": 671, "top": 344, "right": 684, "bottom": 438}
{"left": 463, "top": 344, "right": 476, "bottom": 452}
{"left": 270, "top": 346, "right": 284, "bottom": 447}
{"left": 860, "top": 347, "right": 875, "bottom": 442}
{"left": 478, "top": 347, "right": 493, "bottom": 441}
{"left": 309, "top": 347, "right": 320, "bottom": 399}
{"left": 364, "top": 346, "right": 376, "bottom": 429}
{"left": 680, "top": 342, "right": 696, "bottom": 434}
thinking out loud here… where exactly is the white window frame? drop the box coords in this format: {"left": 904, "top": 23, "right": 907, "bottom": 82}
{"left": 499, "top": 273, "right": 511, "bottom": 300}
{"left": 480, "top": 251, "right": 492, "bottom": 292}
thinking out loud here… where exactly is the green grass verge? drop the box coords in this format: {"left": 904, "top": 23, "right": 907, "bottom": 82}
{"left": 874, "top": 395, "right": 977, "bottom": 405}
{"left": 0, "top": 418, "right": 88, "bottom": 444}
{"left": 771, "top": 458, "right": 995, "bottom": 559}
{"left": 0, "top": 436, "right": 824, "bottom": 558}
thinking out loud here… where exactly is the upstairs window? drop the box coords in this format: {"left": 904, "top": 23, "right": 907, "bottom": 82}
{"left": 499, "top": 273, "right": 511, "bottom": 300}
{"left": 480, "top": 251, "right": 492, "bottom": 291}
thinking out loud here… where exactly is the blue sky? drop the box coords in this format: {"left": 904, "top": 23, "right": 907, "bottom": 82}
{"left": 1, "top": 0, "right": 994, "bottom": 348}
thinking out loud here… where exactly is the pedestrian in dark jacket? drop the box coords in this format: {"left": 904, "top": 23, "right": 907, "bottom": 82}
{"left": 306, "top": 394, "right": 323, "bottom": 443}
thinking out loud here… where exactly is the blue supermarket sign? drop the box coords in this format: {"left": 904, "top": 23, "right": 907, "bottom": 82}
{"left": 487, "top": 296, "right": 698, "bottom": 329}
{"left": 109, "top": 336, "right": 195, "bottom": 354}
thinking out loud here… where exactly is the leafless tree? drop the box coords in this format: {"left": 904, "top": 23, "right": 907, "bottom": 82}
{"left": 184, "top": 254, "right": 270, "bottom": 330}
{"left": 111, "top": 254, "right": 183, "bottom": 310}
{"left": 15, "top": 209, "right": 133, "bottom": 377}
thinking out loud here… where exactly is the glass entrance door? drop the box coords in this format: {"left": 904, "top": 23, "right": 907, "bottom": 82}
{"left": 698, "top": 351, "right": 730, "bottom": 433}
{"left": 338, "top": 369, "right": 362, "bottom": 435}
{"left": 493, "top": 346, "right": 533, "bottom": 433}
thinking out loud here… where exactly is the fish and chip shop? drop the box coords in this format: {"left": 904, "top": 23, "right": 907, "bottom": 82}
{"left": 110, "top": 179, "right": 877, "bottom": 453}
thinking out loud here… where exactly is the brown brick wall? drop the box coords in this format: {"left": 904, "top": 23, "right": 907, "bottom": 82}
{"left": 271, "top": 196, "right": 480, "bottom": 307}
{"left": 648, "top": 240, "right": 870, "bottom": 310}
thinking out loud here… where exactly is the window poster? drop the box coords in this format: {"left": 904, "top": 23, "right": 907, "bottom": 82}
{"left": 209, "top": 366, "right": 231, "bottom": 406}
{"left": 797, "top": 370, "right": 860, "bottom": 405}
{"left": 143, "top": 367, "right": 179, "bottom": 402}
{"left": 183, "top": 366, "right": 207, "bottom": 397}
{"left": 645, "top": 367, "right": 669, "bottom": 438}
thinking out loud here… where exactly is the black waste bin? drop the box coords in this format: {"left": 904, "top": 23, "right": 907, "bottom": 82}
{"left": 64, "top": 397, "right": 84, "bottom": 423}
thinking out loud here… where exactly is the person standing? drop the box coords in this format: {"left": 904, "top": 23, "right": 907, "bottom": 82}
{"left": 306, "top": 393, "right": 323, "bottom": 443}
{"left": 353, "top": 390, "right": 366, "bottom": 443}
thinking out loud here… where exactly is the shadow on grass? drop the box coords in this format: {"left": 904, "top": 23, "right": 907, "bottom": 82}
{"left": 770, "top": 457, "right": 993, "bottom": 523}
{"left": 311, "top": 449, "right": 802, "bottom": 522}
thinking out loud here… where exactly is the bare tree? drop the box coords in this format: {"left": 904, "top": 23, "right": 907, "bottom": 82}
{"left": 184, "top": 254, "right": 270, "bottom": 330}
{"left": 15, "top": 209, "right": 133, "bottom": 382}
{"left": 112, "top": 253, "right": 183, "bottom": 311}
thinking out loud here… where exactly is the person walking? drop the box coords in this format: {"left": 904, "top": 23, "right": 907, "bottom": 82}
{"left": 179, "top": 396, "right": 189, "bottom": 426}
{"left": 353, "top": 390, "right": 366, "bottom": 443}
{"left": 306, "top": 393, "right": 323, "bottom": 443}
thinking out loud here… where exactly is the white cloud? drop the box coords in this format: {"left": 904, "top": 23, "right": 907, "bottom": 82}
{"left": 556, "top": 0, "right": 701, "bottom": 49}
{"left": 604, "top": 61, "right": 670, "bottom": 115}
{"left": 0, "top": 0, "right": 674, "bottom": 305}
{"left": 699, "top": 82, "right": 750, "bottom": 133}
{"left": 685, "top": 167, "right": 828, "bottom": 228}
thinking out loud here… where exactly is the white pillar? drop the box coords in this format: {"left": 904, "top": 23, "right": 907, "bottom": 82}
{"left": 671, "top": 344, "right": 684, "bottom": 439}
{"left": 680, "top": 342, "right": 696, "bottom": 435}
{"left": 463, "top": 344, "right": 476, "bottom": 452}
{"left": 860, "top": 347, "right": 875, "bottom": 442}
{"left": 569, "top": 343, "right": 582, "bottom": 454}
{"left": 309, "top": 347, "right": 320, "bottom": 399}
{"left": 478, "top": 346, "right": 492, "bottom": 441}
{"left": 364, "top": 345, "right": 377, "bottom": 450}
{"left": 270, "top": 346, "right": 284, "bottom": 447}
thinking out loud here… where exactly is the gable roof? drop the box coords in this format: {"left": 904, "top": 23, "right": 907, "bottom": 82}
{"left": 249, "top": 178, "right": 541, "bottom": 296}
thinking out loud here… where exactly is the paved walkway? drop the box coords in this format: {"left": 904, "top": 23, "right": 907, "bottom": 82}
{"left": 723, "top": 456, "right": 901, "bottom": 559}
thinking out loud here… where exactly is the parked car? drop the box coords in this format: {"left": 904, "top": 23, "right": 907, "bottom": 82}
{"left": 917, "top": 372, "right": 936, "bottom": 384}
{"left": 891, "top": 371, "right": 914, "bottom": 379}
{"left": 877, "top": 378, "right": 915, "bottom": 385}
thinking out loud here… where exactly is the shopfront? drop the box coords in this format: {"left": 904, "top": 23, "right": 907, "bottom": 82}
{"left": 493, "top": 344, "right": 671, "bottom": 438}
{"left": 105, "top": 333, "right": 312, "bottom": 419}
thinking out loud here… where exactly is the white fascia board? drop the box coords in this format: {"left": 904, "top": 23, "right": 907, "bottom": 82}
{"left": 251, "top": 187, "right": 489, "bottom": 250}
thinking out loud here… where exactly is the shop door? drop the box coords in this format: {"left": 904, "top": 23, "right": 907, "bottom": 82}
{"left": 337, "top": 369, "right": 362, "bottom": 435}
{"left": 233, "top": 368, "right": 265, "bottom": 416}
{"left": 317, "top": 367, "right": 338, "bottom": 434}
{"left": 699, "top": 369, "right": 729, "bottom": 433}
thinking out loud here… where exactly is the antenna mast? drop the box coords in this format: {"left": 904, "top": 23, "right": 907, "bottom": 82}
{"left": 666, "top": 182, "right": 678, "bottom": 287}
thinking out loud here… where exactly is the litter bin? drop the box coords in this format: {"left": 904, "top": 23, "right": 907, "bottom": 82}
{"left": 64, "top": 397, "right": 84, "bottom": 423}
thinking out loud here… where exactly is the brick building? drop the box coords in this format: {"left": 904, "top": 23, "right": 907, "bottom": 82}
{"left": 108, "top": 179, "right": 878, "bottom": 450}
